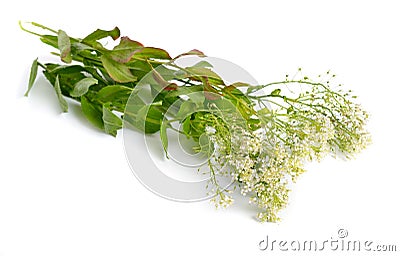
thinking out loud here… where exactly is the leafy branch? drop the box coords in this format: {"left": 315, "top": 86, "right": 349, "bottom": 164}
{"left": 21, "top": 22, "right": 371, "bottom": 222}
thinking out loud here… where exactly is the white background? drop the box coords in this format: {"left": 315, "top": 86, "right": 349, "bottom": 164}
{"left": 1, "top": 0, "right": 399, "bottom": 255}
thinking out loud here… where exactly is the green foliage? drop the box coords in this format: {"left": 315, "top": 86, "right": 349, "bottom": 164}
{"left": 81, "top": 96, "right": 104, "bottom": 130}
{"left": 100, "top": 55, "right": 137, "bottom": 83}
{"left": 57, "top": 30, "right": 72, "bottom": 63}
{"left": 54, "top": 75, "right": 68, "bottom": 112}
{"left": 82, "top": 27, "right": 120, "bottom": 42}
{"left": 160, "top": 119, "right": 169, "bottom": 158}
{"left": 70, "top": 77, "right": 98, "bottom": 97}
{"left": 102, "top": 104, "right": 122, "bottom": 137}
{"left": 24, "top": 58, "right": 38, "bottom": 96}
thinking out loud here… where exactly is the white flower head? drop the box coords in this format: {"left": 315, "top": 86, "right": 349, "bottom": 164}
{"left": 205, "top": 126, "right": 216, "bottom": 135}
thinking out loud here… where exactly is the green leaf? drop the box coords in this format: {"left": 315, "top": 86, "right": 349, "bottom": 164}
{"left": 96, "top": 85, "right": 133, "bottom": 107}
{"left": 129, "top": 104, "right": 163, "bottom": 133}
{"left": 40, "top": 35, "right": 58, "bottom": 48}
{"left": 76, "top": 49, "right": 98, "bottom": 61}
{"left": 271, "top": 88, "right": 281, "bottom": 96}
{"left": 176, "top": 100, "right": 197, "bottom": 119}
{"left": 43, "top": 64, "right": 87, "bottom": 96}
{"left": 133, "top": 47, "right": 171, "bottom": 60}
{"left": 165, "top": 86, "right": 203, "bottom": 98}
{"left": 110, "top": 36, "right": 143, "bottom": 63}
{"left": 247, "top": 118, "right": 261, "bottom": 131}
{"left": 58, "top": 30, "right": 72, "bottom": 63}
{"left": 100, "top": 55, "right": 137, "bottom": 83}
{"left": 192, "top": 60, "right": 213, "bottom": 69}
{"left": 151, "top": 69, "right": 169, "bottom": 87}
{"left": 126, "top": 60, "right": 152, "bottom": 72}
{"left": 46, "top": 64, "right": 107, "bottom": 88}
{"left": 82, "top": 66, "right": 108, "bottom": 84}
{"left": 102, "top": 105, "right": 122, "bottom": 136}
{"left": 70, "top": 77, "right": 98, "bottom": 97}
{"left": 174, "top": 49, "right": 206, "bottom": 59}
{"left": 186, "top": 66, "right": 225, "bottom": 85}
{"left": 54, "top": 75, "right": 68, "bottom": 112}
{"left": 230, "top": 82, "right": 251, "bottom": 88}
{"left": 155, "top": 65, "right": 183, "bottom": 81}
{"left": 48, "top": 64, "right": 85, "bottom": 74}
{"left": 81, "top": 96, "right": 104, "bottom": 130}
{"left": 182, "top": 116, "right": 191, "bottom": 137}
{"left": 71, "top": 42, "right": 93, "bottom": 52}
{"left": 160, "top": 119, "right": 169, "bottom": 158}
{"left": 82, "top": 27, "right": 120, "bottom": 42}
{"left": 24, "top": 58, "right": 39, "bottom": 96}
{"left": 188, "top": 93, "right": 205, "bottom": 107}
{"left": 222, "top": 85, "right": 252, "bottom": 105}
{"left": 257, "top": 108, "right": 271, "bottom": 120}
{"left": 201, "top": 77, "right": 221, "bottom": 100}
{"left": 126, "top": 60, "right": 154, "bottom": 80}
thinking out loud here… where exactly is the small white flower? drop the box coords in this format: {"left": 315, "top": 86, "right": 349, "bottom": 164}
{"left": 205, "top": 126, "right": 216, "bottom": 135}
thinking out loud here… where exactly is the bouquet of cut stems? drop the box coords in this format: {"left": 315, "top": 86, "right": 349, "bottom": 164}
{"left": 21, "top": 22, "right": 370, "bottom": 222}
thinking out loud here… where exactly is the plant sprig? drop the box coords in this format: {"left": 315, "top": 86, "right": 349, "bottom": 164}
{"left": 21, "top": 22, "right": 370, "bottom": 222}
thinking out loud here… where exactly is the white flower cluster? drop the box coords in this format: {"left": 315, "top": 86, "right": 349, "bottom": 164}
{"left": 205, "top": 104, "right": 369, "bottom": 222}
{"left": 202, "top": 76, "right": 370, "bottom": 222}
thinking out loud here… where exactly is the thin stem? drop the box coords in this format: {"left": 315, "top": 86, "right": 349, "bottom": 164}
{"left": 31, "top": 22, "right": 58, "bottom": 34}
{"left": 19, "top": 21, "right": 43, "bottom": 37}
